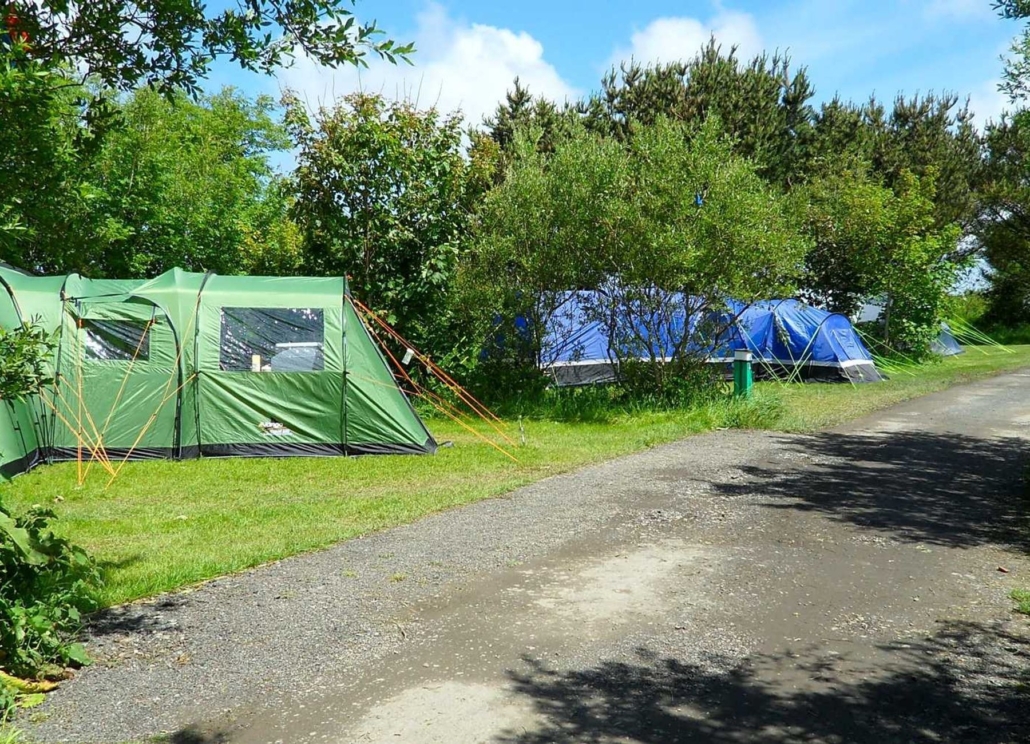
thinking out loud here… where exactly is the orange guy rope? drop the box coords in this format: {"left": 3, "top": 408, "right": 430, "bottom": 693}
{"left": 39, "top": 394, "right": 116, "bottom": 476}
{"left": 107, "top": 287, "right": 204, "bottom": 487}
{"left": 52, "top": 377, "right": 114, "bottom": 470}
{"left": 107, "top": 373, "right": 197, "bottom": 487}
{"left": 354, "top": 299, "right": 507, "bottom": 427}
{"left": 351, "top": 299, "right": 515, "bottom": 446}
{"left": 360, "top": 321, "right": 518, "bottom": 463}
{"left": 86, "top": 317, "right": 154, "bottom": 480}
{"left": 348, "top": 298, "right": 504, "bottom": 424}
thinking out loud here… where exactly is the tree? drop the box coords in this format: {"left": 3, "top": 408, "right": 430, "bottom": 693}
{"left": 477, "top": 79, "right": 581, "bottom": 193}
{"left": 872, "top": 93, "right": 982, "bottom": 231}
{"left": 600, "top": 117, "right": 806, "bottom": 393}
{"left": 0, "top": 0, "right": 413, "bottom": 277}
{"left": 997, "top": 0, "right": 1030, "bottom": 101}
{"left": 484, "top": 78, "right": 577, "bottom": 155}
{"left": 0, "top": 84, "right": 294, "bottom": 276}
{"left": 1, "top": 0, "right": 412, "bottom": 95}
{"left": 579, "top": 41, "right": 816, "bottom": 188}
{"left": 466, "top": 117, "right": 807, "bottom": 395}
{"left": 808, "top": 93, "right": 983, "bottom": 231}
{"left": 800, "top": 162, "right": 963, "bottom": 353}
{"left": 286, "top": 92, "right": 485, "bottom": 352}
{"left": 86, "top": 87, "right": 291, "bottom": 276}
{"left": 973, "top": 2, "right": 1030, "bottom": 324}
{"left": 977, "top": 112, "right": 1030, "bottom": 324}
{"left": 237, "top": 177, "right": 305, "bottom": 276}
{"left": 0, "top": 64, "right": 104, "bottom": 273}
{"left": 461, "top": 122, "right": 630, "bottom": 380}
{"left": 807, "top": 97, "right": 877, "bottom": 170}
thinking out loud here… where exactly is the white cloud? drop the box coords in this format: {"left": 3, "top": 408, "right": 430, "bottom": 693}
{"left": 608, "top": 11, "right": 763, "bottom": 70}
{"left": 925, "top": 0, "right": 995, "bottom": 20}
{"left": 275, "top": 2, "right": 578, "bottom": 127}
{"left": 968, "top": 78, "right": 1009, "bottom": 127}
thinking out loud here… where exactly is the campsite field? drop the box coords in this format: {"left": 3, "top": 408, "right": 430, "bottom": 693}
{"left": 4, "top": 345, "right": 1029, "bottom": 608}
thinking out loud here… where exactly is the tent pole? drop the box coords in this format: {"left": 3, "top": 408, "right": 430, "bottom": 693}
{"left": 190, "top": 272, "right": 214, "bottom": 458}
{"left": 107, "top": 283, "right": 204, "bottom": 486}
{"left": 75, "top": 316, "right": 83, "bottom": 485}
{"left": 342, "top": 277, "right": 349, "bottom": 455}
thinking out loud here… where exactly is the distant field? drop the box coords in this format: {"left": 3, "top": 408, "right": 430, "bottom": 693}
{"left": 4, "top": 345, "right": 1028, "bottom": 608}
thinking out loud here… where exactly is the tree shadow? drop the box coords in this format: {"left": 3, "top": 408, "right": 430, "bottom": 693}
{"left": 158, "top": 726, "right": 231, "bottom": 744}
{"left": 96, "top": 554, "right": 143, "bottom": 572}
{"left": 497, "top": 620, "right": 1030, "bottom": 743}
{"left": 87, "top": 594, "right": 189, "bottom": 637}
{"left": 704, "top": 431, "right": 1030, "bottom": 551}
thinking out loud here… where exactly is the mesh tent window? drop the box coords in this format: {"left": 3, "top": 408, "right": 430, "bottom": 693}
{"left": 83, "top": 319, "right": 151, "bottom": 362}
{"left": 219, "top": 307, "right": 325, "bottom": 372}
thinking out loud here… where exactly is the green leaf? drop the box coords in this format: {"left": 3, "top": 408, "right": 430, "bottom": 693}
{"left": 0, "top": 512, "right": 47, "bottom": 564}
{"left": 63, "top": 643, "right": 91, "bottom": 667}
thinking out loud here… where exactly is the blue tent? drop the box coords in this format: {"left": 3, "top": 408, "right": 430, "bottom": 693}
{"left": 931, "top": 323, "right": 964, "bottom": 356}
{"left": 540, "top": 293, "right": 883, "bottom": 385}
{"left": 539, "top": 291, "right": 690, "bottom": 386}
{"left": 729, "top": 300, "right": 883, "bottom": 382}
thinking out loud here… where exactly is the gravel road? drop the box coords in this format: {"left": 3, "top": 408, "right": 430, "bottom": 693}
{"left": 23, "top": 371, "right": 1030, "bottom": 744}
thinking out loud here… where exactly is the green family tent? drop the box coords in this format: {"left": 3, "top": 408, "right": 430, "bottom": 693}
{"left": 0, "top": 265, "right": 437, "bottom": 479}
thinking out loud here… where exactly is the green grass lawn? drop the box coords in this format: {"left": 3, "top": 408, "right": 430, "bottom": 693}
{"left": 4, "top": 345, "right": 1029, "bottom": 608}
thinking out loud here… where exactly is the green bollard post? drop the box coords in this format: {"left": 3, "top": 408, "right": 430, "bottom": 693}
{"left": 733, "top": 350, "right": 753, "bottom": 398}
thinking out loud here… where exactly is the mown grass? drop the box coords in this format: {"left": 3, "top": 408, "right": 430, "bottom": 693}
{"left": 772, "top": 345, "right": 1030, "bottom": 430}
{"left": 3, "top": 345, "right": 1028, "bottom": 609}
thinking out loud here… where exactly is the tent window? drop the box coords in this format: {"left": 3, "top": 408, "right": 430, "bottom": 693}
{"left": 220, "top": 308, "right": 325, "bottom": 372}
{"left": 83, "top": 319, "right": 151, "bottom": 362}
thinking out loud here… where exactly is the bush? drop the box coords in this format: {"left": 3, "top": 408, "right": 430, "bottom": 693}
{"left": 0, "top": 319, "right": 96, "bottom": 717}
{"left": 0, "top": 501, "right": 98, "bottom": 718}
{"left": 945, "top": 292, "right": 988, "bottom": 326}
{"left": 983, "top": 323, "right": 1030, "bottom": 346}
{"left": 617, "top": 358, "right": 725, "bottom": 409}
{"left": 0, "top": 324, "right": 55, "bottom": 401}
{"left": 0, "top": 320, "right": 95, "bottom": 718}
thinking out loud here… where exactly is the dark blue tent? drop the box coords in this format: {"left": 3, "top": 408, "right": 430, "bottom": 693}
{"left": 540, "top": 293, "right": 883, "bottom": 385}
{"left": 931, "top": 323, "right": 964, "bottom": 356}
{"left": 729, "top": 300, "right": 883, "bottom": 382}
{"left": 540, "top": 291, "right": 694, "bottom": 386}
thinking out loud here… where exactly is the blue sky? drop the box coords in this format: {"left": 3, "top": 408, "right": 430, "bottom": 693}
{"left": 209, "top": 0, "right": 1020, "bottom": 130}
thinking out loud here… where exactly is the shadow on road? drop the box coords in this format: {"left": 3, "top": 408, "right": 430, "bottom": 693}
{"left": 163, "top": 727, "right": 231, "bottom": 744}
{"left": 503, "top": 429, "right": 1030, "bottom": 742}
{"left": 497, "top": 620, "right": 1030, "bottom": 744}
{"left": 87, "top": 594, "right": 190, "bottom": 637}
{"left": 713, "top": 431, "right": 1030, "bottom": 551}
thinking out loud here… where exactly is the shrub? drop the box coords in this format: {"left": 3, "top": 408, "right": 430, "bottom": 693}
{"left": 0, "top": 324, "right": 55, "bottom": 402}
{"left": 0, "top": 320, "right": 96, "bottom": 717}
{"left": 0, "top": 503, "right": 98, "bottom": 719}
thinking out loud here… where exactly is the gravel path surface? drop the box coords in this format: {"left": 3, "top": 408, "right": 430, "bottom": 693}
{"left": 23, "top": 371, "right": 1030, "bottom": 744}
